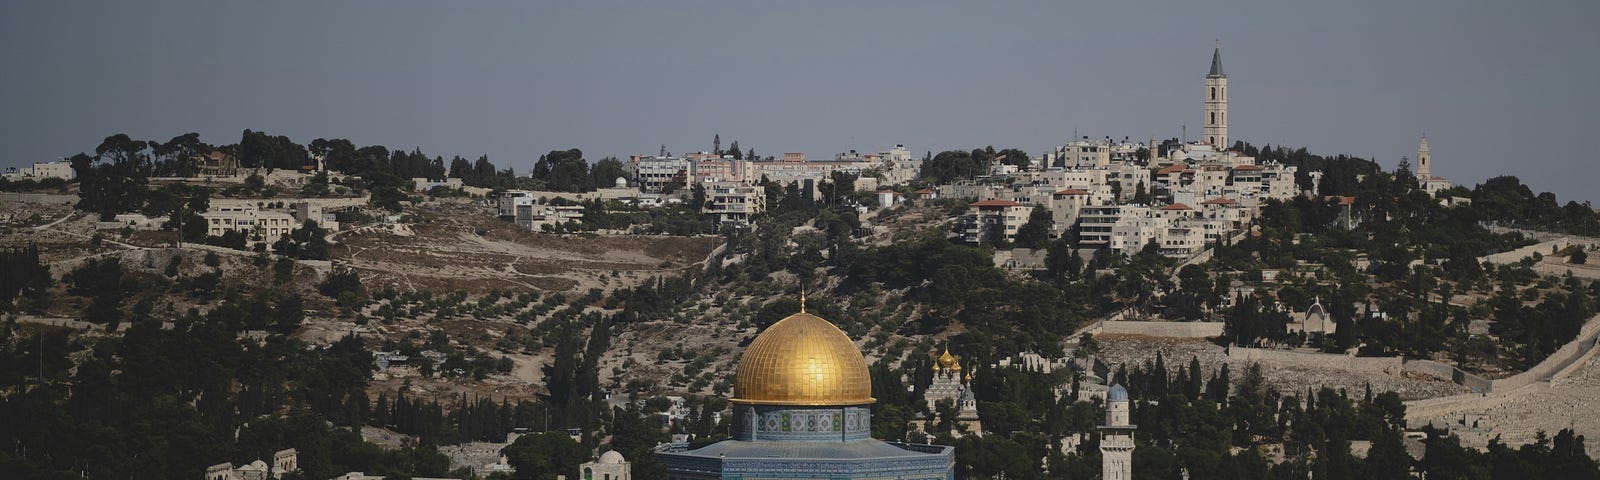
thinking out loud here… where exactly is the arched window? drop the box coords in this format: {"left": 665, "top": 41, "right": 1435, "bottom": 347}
{"left": 1210, "top": 87, "right": 1216, "bottom": 100}
{"left": 1210, "top": 112, "right": 1216, "bottom": 125}
{"left": 585, "top": 467, "right": 593, "bottom": 480}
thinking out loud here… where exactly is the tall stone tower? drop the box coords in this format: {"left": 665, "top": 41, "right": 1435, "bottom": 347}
{"left": 1204, "top": 43, "right": 1229, "bottom": 149}
{"left": 1100, "top": 384, "right": 1136, "bottom": 480}
{"left": 1416, "top": 136, "right": 1431, "bottom": 181}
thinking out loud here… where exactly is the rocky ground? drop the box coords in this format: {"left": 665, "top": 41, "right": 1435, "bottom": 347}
{"left": 1410, "top": 354, "right": 1600, "bottom": 457}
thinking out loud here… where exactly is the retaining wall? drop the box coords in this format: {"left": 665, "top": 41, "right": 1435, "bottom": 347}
{"left": 1490, "top": 314, "right": 1600, "bottom": 391}
{"left": 1094, "top": 321, "right": 1224, "bottom": 338}
{"left": 1403, "top": 359, "right": 1492, "bottom": 393}
{"left": 1481, "top": 236, "right": 1600, "bottom": 266}
{"left": 0, "top": 192, "right": 76, "bottom": 204}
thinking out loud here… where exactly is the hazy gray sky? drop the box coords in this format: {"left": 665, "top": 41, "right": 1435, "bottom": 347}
{"left": 3, "top": 1, "right": 1597, "bottom": 203}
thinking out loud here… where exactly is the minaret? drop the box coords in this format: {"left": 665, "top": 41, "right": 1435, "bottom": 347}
{"left": 1100, "top": 384, "right": 1136, "bottom": 480}
{"left": 1416, "top": 136, "right": 1431, "bottom": 181}
{"left": 1204, "top": 42, "right": 1229, "bottom": 150}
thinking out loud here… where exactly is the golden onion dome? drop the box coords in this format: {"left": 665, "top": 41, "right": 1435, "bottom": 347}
{"left": 952, "top": 362, "right": 964, "bottom": 373}
{"left": 731, "top": 311, "right": 874, "bottom": 406}
{"left": 937, "top": 347, "right": 958, "bottom": 369}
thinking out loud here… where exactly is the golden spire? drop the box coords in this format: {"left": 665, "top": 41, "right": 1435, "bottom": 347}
{"left": 799, "top": 287, "right": 807, "bottom": 313}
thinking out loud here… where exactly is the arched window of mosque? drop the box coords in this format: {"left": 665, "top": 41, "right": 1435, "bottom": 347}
{"left": 585, "top": 467, "right": 593, "bottom": 480}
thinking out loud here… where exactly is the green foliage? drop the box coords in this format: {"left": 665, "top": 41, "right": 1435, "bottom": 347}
{"left": 272, "top": 220, "right": 330, "bottom": 260}
{"left": 319, "top": 268, "right": 361, "bottom": 300}
{"left": 502, "top": 431, "right": 589, "bottom": 480}
{"left": 1012, "top": 205, "right": 1053, "bottom": 249}
{"left": 529, "top": 149, "right": 594, "bottom": 193}
{"left": 918, "top": 150, "right": 987, "bottom": 184}
{"left": 0, "top": 246, "right": 51, "bottom": 313}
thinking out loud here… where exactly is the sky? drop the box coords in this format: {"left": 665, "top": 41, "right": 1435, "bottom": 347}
{"left": 3, "top": 1, "right": 1597, "bottom": 203}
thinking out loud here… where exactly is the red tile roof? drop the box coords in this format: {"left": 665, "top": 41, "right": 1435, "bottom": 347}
{"left": 1054, "top": 188, "right": 1090, "bottom": 195}
{"left": 1232, "top": 164, "right": 1263, "bottom": 171}
{"left": 1324, "top": 195, "right": 1357, "bottom": 206}
{"left": 971, "top": 199, "right": 1025, "bottom": 207}
{"left": 914, "top": 188, "right": 936, "bottom": 194}
{"left": 1156, "top": 164, "right": 1188, "bottom": 175}
{"left": 1160, "top": 203, "right": 1193, "bottom": 211}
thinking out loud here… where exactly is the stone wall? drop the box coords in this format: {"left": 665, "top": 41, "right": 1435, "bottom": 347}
{"left": 1404, "top": 313, "right": 1600, "bottom": 422}
{"left": 1480, "top": 236, "right": 1600, "bottom": 266}
{"left": 210, "top": 195, "right": 370, "bottom": 211}
{"left": 1403, "top": 359, "right": 1492, "bottom": 393}
{"left": 1226, "top": 347, "right": 1402, "bottom": 375}
{"left": 1490, "top": 314, "right": 1600, "bottom": 392}
{"left": 0, "top": 192, "right": 77, "bottom": 204}
{"left": 1094, "top": 321, "right": 1224, "bottom": 338}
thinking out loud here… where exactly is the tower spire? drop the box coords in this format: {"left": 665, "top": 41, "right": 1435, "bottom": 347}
{"left": 1208, "top": 41, "right": 1225, "bottom": 78}
{"left": 799, "top": 287, "right": 806, "bottom": 313}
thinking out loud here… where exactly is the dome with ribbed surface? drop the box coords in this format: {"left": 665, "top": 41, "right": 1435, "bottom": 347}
{"left": 731, "top": 312, "right": 874, "bottom": 406}
{"left": 1107, "top": 384, "right": 1129, "bottom": 402}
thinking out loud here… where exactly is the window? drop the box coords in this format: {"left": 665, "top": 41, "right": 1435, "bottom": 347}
{"left": 1210, "top": 87, "right": 1216, "bottom": 100}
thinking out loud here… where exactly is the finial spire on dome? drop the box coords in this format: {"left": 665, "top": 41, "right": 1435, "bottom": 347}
{"left": 799, "top": 287, "right": 806, "bottom": 313}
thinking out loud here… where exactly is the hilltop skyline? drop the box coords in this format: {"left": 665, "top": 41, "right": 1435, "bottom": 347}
{"left": 2, "top": 0, "right": 1597, "bottom": 203}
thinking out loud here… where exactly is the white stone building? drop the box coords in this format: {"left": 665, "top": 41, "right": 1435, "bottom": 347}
{"left": 703, "top": 181, "right": 766, "bottom": 227}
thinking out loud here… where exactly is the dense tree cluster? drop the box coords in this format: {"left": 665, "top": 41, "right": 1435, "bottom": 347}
{"left": 0, "top": 246, "right": 51, "bottom": 313}
{"left": 0, "top": 312, "right": 464, "bottom": 479}
{"left": 1201, "top": 165, "right": 1598, "bottom": 371}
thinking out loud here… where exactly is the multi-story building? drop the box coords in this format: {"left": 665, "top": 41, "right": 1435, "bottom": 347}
{"left": 1050, "top": 140, "right": 1112, "bottom": 168}
{"left": 958, "top": 199, "right": 1032, "bottom": 244}
{"left": 1077, "top": 205, "right": 1125, "bottom": 246}
{"left": 703, "top": 182, "right": 766, "bottom": 227}
{"left": 497, "top": 190, "right": 537, "bottom": 218}
{"left": 513, "top": 203, "right": 584, "bottom": 230}
{"left": 200, "top": 204, "right": 298, "bottom": 242}
{"left": 1, "top": 160, "right": 75, "bottom": 181}
{"left": 629, "top": 155, "right": 691, "bottom": 193}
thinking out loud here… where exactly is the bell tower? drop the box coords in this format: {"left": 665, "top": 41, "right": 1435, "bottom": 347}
{"left": 1204, "top": 42, "right": 1229, "bottom": 149}
{"left": 1416, "top": 136, "right": 1431, "bottom": 181}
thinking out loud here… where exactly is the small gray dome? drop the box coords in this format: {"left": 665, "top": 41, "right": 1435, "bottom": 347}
{"left": 1107, "top": 384, "right": 1129, "bottom": 402}
{"left": 599, "top": 450, "right": 625, "bottom": 464}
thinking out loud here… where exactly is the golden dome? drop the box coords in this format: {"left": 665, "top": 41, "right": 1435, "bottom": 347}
{"left": 937, "top": 346, "right": 958, "bottom": 369}
{"left": 731, "top": 312, "right": 874, "bottom": 406}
